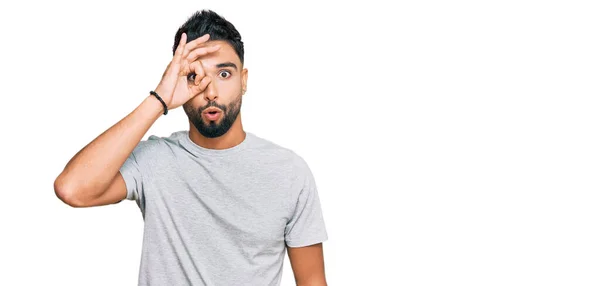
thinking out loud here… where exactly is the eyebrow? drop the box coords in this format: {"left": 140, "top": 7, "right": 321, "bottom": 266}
{"left": 215, "top": 62, "right": 238, "bottom": 71}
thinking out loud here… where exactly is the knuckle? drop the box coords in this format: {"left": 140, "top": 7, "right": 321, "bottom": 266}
{"left": 187, "top": 50, "right": 195, "bottom": 60}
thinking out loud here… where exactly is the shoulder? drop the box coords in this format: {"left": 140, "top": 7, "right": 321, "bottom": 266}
{"left": 247, "top": 132, "right": 312, "bottom": 176}
{"left": 131, "top": 131, "right": 184, "bottom": 158}
{"left": 248, "top": 132, "right": 299, "bottom": 160}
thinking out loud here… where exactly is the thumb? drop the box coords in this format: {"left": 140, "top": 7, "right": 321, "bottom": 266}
{"left": 190, "top": 76, "right": 212, "bottom": 98}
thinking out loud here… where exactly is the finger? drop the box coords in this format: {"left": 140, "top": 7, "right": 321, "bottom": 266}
{"left": 191, "top": 76, "right": 212, "bottom": 96}
{"left": 173, "top": 33, "right": 187, "bottom": 62}
{"left": 189, "top": 61, "right": 205, "bottom": 85}
{"left": 168, "top": 34, "right": 186, "bottom": 78}
{"left": 186, "top": 45, "right": 221, "bottom": 63}
{"left": 181, "top": 33, "right": 210, "bottom": 60}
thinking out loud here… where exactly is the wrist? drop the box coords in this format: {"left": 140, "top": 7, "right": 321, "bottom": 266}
{"left": 144, "top": 94, "right": 166, "bottom": 118}
{"left": 149, "top": 91, "right": 168, "bottom": 115}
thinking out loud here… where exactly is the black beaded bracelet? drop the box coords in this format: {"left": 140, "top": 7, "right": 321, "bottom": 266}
{"left": 150, "top": 91, "right": 168, "bottom": 115}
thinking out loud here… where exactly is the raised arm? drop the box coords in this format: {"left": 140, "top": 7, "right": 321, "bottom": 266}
{"left": 54, "top": 33, "right": 220, "bottom": 207}
{"left": 53, "top": 94, "right": 164, "bottom": 207}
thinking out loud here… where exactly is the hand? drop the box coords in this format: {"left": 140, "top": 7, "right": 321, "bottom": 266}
{"left": 154, "top": 33, "right": 221, "bottom": 110}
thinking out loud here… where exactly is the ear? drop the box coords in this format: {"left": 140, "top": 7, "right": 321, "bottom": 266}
{"left": 241, "top": 68, "right": 248, "bottom": 95}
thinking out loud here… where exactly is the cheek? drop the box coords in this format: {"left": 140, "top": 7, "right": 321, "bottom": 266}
{"left": 182, "top": 103, "right": 196, "bottom": 114}
{"left": 186, "top": 96, "right": 204, "bottom": 108}
{"left": 216, "top": 78, "right": 242, "bottom": 93}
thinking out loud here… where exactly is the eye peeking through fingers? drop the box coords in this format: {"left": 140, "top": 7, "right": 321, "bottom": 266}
{"left": 187, "top": 73, "right": 197, "bottom": 82}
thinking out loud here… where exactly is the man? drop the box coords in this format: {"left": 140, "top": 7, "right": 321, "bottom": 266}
{"left": 54, "top": 10, "right": 328, "bottom": 286}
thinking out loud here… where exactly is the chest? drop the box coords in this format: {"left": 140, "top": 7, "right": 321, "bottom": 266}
{"left": 142, "top": 157, "right": 296, "bottom": 246}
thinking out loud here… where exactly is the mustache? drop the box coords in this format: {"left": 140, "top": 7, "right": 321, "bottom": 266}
{"left": 199, "top": 101, "right": 227, "bottom": 113}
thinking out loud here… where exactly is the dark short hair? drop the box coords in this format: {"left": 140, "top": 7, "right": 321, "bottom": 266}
{"left": 172, "top": 10, "right": 245, "bottom": 65}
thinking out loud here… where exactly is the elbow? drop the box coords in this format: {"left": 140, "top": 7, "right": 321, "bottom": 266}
{"left": 54, "top": 175, "right": 86, "bottom": 208}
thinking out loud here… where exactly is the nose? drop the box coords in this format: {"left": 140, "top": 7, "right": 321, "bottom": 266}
{"left": 203, "top": 77, "right": 218, "bottom": 102}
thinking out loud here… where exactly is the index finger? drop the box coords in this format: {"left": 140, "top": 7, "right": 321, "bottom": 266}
{"left": 181, "top": 33, "right": 211, "bottom": 61}
{"left": 186, "top": 45, "right": 221, "bottom": 63}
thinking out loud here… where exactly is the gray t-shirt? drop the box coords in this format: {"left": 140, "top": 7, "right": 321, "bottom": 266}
{"left": 119, "top": 130, "right": 328, "bottom": 286}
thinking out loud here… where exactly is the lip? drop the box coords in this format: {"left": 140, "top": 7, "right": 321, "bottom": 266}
{"left": 202, "top": 107, "right": 223, "bottom": 121}
{"left": 202, "top": 107, "right": 223, "bottom": 114}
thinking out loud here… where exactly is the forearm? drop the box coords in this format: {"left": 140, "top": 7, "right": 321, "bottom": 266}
{"left": 297, "top": 281, "right": 327, "bottom": 286}
{"left": 295, "top": 275, "right": 327, "bottom": 286}
{"left": 54, "top": 95, "right": 163, "bottom": 200}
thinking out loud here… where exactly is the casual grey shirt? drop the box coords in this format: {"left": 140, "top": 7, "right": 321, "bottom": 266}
{"left": 119, "top": 130, "right": 328, "bottom": 286}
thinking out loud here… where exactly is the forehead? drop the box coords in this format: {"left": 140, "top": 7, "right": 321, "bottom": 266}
{"left": 196, "top": 40, "right": 241, "bottom": 68}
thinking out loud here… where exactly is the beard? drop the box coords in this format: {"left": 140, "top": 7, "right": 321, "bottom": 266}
{"left": 184, "top": 94, "right": 242, "bottom": 138}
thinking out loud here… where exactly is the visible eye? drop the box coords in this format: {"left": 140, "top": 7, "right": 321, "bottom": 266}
{"left": 187, "top": 73, "right": 196, "bottom": 82}
{"left": 218, "top": 70, "right": 232, "bottom": 79}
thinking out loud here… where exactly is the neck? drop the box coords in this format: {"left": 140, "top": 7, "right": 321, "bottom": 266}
{"left": 188, "top": 116, "right": 246, "bottom": 150}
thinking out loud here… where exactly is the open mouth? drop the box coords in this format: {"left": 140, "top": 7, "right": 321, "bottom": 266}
{"left": 203, "top": 108, "right": 223, "bottom": 121}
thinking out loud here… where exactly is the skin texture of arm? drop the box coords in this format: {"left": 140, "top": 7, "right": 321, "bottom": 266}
{"left": 54, "top": 95, "right": 164, "bottom": 207}
{"left": 287, "top": 243, "right": 327, "bottom": 286}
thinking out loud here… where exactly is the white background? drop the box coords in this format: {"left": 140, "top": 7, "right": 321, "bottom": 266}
{"left": 1, "top": 0, "right": 599, "bottom": 285}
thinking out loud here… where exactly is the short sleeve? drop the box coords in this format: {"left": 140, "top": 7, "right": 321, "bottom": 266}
{"left": 285, "top": 156, "right": 329, "bottom": 248}
{"left": 118, "top": 136, "right": 161, "bottom": 212}
{"left": 119, "top": 150, "right": 144, "bottom": 202}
